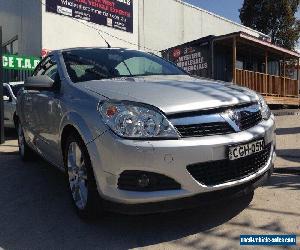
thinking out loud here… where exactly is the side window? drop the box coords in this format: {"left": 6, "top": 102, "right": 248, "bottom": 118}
{"left": 33, "top": 56, "right": 58, "bottom": 80}
{"left": 33, "top": 57, "right": 50, "bottom": 76}
{"left": 3, "top": 86, "right": 10, "bottom": 97}
{"left": 3, "top": 86, "right": 12, "bottom": 101}
{"left": 44, "top": 64, "right": 58, "bottom": 80}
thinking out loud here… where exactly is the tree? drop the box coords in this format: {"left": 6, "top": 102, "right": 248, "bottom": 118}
{"left": 240, "top": 0, "right": 300, "bottom": 50}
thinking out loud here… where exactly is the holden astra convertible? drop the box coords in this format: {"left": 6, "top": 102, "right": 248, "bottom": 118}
{"left": 16, "top": 48, "right": 276, "bottom": 219}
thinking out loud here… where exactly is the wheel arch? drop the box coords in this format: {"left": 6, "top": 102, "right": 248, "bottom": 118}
{"left": 59, "top": 111, "right": 101, "bottom": 158}
{"left": 60, "top": 124, "right": 81, "bottom": 159}
{"left": 59, "top": 112, "right": 95, "bottom": 152}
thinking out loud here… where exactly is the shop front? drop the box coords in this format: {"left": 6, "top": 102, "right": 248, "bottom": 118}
{"left": 2, "top": 54, "right": 40, "bottom": 83}
{"left": 162, "top": 32, "right": 300, "bottom": 106}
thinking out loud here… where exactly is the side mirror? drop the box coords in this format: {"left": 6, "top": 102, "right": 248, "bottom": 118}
{"left": 24, "top": 75, "right": 54, "bottom": 90}
{"left": 3, "top": 96, "right": 10, "bottom": 102}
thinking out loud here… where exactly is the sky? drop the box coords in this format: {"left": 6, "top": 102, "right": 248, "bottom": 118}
{"left": 184, "top": 0, "right": 300, "bottom": 23}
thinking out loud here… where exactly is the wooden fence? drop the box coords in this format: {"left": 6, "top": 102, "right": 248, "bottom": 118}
{"left": 235, "top": 69, "right": 299, "bottom": 98}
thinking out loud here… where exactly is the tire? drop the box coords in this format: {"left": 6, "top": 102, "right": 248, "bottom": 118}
{"left": 17, "top": 122, "right": 35, "bottom": 161}
{"left": 64, "top": 132, "right": 103, "bottom": 219}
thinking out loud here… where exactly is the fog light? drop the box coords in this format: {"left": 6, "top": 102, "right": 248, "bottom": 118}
{"left": 118, "top": 171, "right": 181, "bottom": 191}
{"left": 137, "top": 174, "right": 150, "bottom": 188}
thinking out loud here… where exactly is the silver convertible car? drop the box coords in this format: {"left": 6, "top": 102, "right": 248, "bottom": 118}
{"left": 16, "top": 48, "right": 276, "bottom": 219}
{"left": 3, "top": 82, "right": 24, "bottom": 128}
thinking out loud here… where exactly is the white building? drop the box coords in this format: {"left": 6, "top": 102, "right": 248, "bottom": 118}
{"left": 0, "top": 0, "right": 267, "bottom": 57}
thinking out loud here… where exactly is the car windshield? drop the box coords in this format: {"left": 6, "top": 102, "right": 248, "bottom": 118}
{"left": 62, "top": 49, "right": 187, "bottom": 83}
{"left": 10, "top": 84, "right": 24, "bottom": 96}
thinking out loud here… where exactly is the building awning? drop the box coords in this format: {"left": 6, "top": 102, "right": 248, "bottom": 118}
{"left": 214, "top": 32, "right": 300, "bottom": 59}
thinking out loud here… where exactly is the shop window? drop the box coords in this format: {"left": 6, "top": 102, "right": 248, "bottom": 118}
{"left": 5, "top": 45, "right": 10, "bottom": 54}
{"left": 2, "top": 37, "right": 18, "bottom": 55}
{"left": 12, "top": 40, "right": 18, "bottom": 55}
{"left": 236, "top": 60, "right": 243, "bottom": 70}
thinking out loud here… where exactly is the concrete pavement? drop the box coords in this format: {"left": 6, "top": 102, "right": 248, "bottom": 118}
{"left": 0, "top": 115, "right": 299, "bottom": 250}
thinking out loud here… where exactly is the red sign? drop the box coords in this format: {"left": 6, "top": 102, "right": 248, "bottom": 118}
{"left": 173, "top": 48, "right": 181, "bottom": 58}
{"left": 41, "top": 49, "right": 50, "bottom": 58}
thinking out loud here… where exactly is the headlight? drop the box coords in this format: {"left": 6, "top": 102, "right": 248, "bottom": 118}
{"left": 258, "top": 95, "right": 271, "bottom": 120}
{"left": 98, "top": 101, "right": 179, "bottom": 139}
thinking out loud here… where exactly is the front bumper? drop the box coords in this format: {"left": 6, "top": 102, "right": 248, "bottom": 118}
{"left": 87, "top": 116, "right": 276, "bottom": 206}
{"left": 103, "top": 165, "right": 273, "bottom": 214}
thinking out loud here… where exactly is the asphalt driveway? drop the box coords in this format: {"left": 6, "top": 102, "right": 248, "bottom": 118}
{"left": 0, "top": 114, "right": 299, "bottom": 250}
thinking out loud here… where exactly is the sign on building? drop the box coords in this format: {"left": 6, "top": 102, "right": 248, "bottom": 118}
{"left": 45, "top": 0, "right": 133, "bottom": 33}
{"left": 166, "top": 44, "right": 210, "bottom": 77}
{"left": 2, "top": 55, "right": 41, "bottom": 71}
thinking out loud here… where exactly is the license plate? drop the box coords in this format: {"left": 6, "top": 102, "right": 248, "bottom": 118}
{"left": 229, "top": 139, "right": 265, "bottom": 161}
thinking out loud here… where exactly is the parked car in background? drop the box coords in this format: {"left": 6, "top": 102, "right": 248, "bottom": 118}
{"left": 16, "top": 48, "right": 276, "bottom": 219}
{"left": 3, "top": 82, "right": 24, "bottom": 128}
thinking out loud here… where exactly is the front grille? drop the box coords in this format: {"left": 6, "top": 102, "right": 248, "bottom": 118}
{"left": 239, "top": 110, "right": 262, "bottom": 130}
{"left": 187, "top": 143, "right": 272, "bottom": 186}
{"left": 171, "top": 103, "right": 263, "bottom": 138}
{"left": 176, "top": 122, "right": 235, "bottom": 137}
{"left": 118, "top": 171, "right": 181, "bottom": 192}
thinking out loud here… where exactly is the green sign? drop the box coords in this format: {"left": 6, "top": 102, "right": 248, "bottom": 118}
{"left": 2, "top": 54, "right": 41, "bottom": 71}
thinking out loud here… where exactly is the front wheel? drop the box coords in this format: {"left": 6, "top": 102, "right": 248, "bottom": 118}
{"left": 64, "top": 133, "right": 103, "bottom": 219}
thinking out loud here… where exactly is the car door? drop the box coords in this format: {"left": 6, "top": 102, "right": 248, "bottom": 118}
{"left": 32, "top": 55, "right": 63, "bottom": 166}
{"left": 22, "top": 58, "right": 51, "bottom": 147}
{"left": 3, "top": 84, "right": 15, "bottom": 128}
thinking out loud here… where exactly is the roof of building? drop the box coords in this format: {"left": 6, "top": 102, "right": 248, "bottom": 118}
{"left": 173, "top": 0, "right": 270, "bottom": 40}
{"left": 162, "top": 32, "right": 300, "bottom": 58}
{"left": 217, "top": 32, "right": 300, "bottom": 58}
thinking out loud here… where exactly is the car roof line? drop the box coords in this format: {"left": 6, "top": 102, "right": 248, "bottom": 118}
{"left": 50, "top": 47, "right": 135, "bottom": 54}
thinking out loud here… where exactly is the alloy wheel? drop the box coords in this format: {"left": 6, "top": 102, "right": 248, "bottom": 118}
{"left": 67, "top": 142, "right": 88, "bottom": 210}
